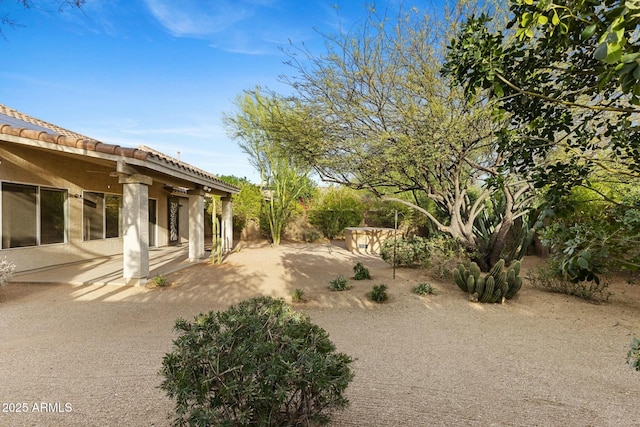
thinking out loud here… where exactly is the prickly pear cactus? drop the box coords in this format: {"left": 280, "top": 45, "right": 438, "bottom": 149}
{"left": 451, "top": 259, "right": 524, "bottom": 303}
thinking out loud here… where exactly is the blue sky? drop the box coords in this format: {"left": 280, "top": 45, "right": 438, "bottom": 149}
{"left": 1, "top": 0, "right": 409, "bottom": 183}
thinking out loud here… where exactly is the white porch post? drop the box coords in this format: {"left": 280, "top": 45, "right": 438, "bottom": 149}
{"left": 188, "top": 188, "right": 205, "bottom": 261}
{"left": 120, "top": 174, "right": 152, "bottom": 286}
{"left": 221, "top": 196, "right": 233, "bottom": 253}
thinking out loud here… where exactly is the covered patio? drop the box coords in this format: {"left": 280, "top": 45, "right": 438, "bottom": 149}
{"left": 0, "top": 104, "right": 239, "bottom": 286}
{"left": 10, "top": 245, "right": 203, "bottom": 286}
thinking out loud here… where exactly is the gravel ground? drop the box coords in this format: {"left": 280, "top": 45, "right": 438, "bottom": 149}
{"left": 1, "top": 241, "right": 639, "bottom": 426}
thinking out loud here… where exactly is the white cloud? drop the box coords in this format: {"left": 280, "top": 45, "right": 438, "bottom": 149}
{"left": 143, "top": 0, "right": 260, "bottom": 37}
{"left": 142, "top": 0, "right": 308, "bottom": 54}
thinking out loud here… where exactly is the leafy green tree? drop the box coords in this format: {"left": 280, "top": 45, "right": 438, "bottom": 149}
{"left": 309, "top": 186, "right": 365, "bottom": 239}
{"left": 224, "top": 89, "right": 315, "bottom": 246}
{"left": 216, "top": 175, "right": 262, "bottom": 233}
{"left": 281, "top": 5, "right": 532, "bottom": 269}
{"left": 443, "top": 0, "right": 640, "bottom": 200}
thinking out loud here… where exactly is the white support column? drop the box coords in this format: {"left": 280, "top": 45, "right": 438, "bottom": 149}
{"left": 221, "top": 196, "right": 233, "bottom": 253}
{"left": 120, "top": 174, "right": 152, "bottom": 286}
{"left": 188, "top": 188, "right": 205, "bottom": 261}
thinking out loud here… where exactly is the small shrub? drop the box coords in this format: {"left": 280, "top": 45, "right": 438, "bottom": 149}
{"left": 152, "top": 274, "right": 168, "bottom": 287}
{"left": 291, "top": 288, "right": 306, "bottom": 303}
{"left": 353, "top": 262, "right": 371, "bottom": 280}
{"left": 304, "top": 228, "right": 323, "bottom": 243}
{"left": 160, "top": 296, "right": 354, "bottom": 426}
{"left": 329, "top": 276, "right": 350, "bottom": 291}
{"left": 379, "top": 234, "right": 468, "bottom": 276}
{"left": 380, "top": 236, "right": 430, "bottom": 268}
{"left": 0, "top": 256, "right": 15, "bottom": 287}
{"left": 369, "top": 284, "right": 388, "bottom": 303}
{"left": 412, "top": 282, "right": 437, "bottom": 295}
{"left": 527, "top": 263, "right": 612, "bottom": 302}
{"left": 628, "top": 338, "right": 640, "bottom": 371}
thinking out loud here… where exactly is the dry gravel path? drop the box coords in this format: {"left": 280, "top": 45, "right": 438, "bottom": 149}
{"left": 1, "top": 241, "right": 639, "bottom": 426}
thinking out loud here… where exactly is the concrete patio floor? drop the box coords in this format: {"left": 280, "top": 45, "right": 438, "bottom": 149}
{"left": 10, "top": 245, "right": 207, "bottom": 286}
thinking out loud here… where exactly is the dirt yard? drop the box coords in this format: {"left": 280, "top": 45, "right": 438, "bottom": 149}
{"left": 1, "top": 241, "right": 639, "bottom": 426}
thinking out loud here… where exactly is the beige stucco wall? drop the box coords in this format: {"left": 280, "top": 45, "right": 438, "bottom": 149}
{"left": 0, "top": 142, "right": 187, "bottom": 273}
{"left": 344, "top": 227, "right": 395, "bottom": 254}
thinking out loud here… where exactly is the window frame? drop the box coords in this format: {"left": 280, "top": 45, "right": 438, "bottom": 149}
{"left": 82, "top": 191, "right": 123, "bottom": 241}
{"left": 1, "top": 181, "right": 69, "bottom": 249}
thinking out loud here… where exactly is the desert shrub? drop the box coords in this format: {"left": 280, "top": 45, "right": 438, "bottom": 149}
{"left": 380, "top": 236, "right": 430, "bottom": 268}
{"left": 539, "top": 185, "right": 640, "bottom": 284}
{"left": 304, "top": 228, "right": 323, "bottom": 243}
{"left": 526, "top": 262, "right": 611, "bottom": 302}
{"left": 291, "top": 288, "right": 305, "bottom": 303}
{"left": 160, "top": 296, "right": 354, "bottom": 427}
{"left": 308, "top": 187, "right": 365, "bottom": 239}
{"left": 380, "top": 234, "right": 468, "bottom": 275}
{"left": 152, "top": 274, "right": 168, "bottom": 287}
{"left": 329, "top": 276, "right": 350, "bottom": 291}
{"left": 627, "top": 338, "right": 640, "bottom": 371}
{"left": 0, "top": 257, "right": 15, "bottom": 287}
{"left": 412, "top": 282, "right": 437, "bottom": 295}
{"left": 353, "top": 262, "right": 371, "bottom": 280}
{"left": 368, "top": 284, "right": 388, "bottom": 303}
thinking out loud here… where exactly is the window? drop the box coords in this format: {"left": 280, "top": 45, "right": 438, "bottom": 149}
{"left": 41, "top": 189, "right": 67, "bottom": 245}
{"left": 1, "top": 183, "right": 67, "bottom": 249}
{"left": 83, "top": 192, "right": 122, "bottom": 241}
{"left": 105, "top": 194, "right": 121, "bottom": 238}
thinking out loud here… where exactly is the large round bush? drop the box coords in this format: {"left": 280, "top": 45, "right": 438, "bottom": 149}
{"left": 160, "top": 296, "right": 354, "bottom": 426}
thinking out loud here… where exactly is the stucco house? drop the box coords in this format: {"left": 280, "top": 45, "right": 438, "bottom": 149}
{"left": 0, "top": 104, "right": 238, "bottom": 285}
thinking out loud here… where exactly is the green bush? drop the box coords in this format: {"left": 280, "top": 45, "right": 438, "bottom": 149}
{"left": 159, "top": 296, "right": 354, "bottom": 427}
{"left": 526, "top": 263, "right": 611, "bottom": 302}
{"left": 380, "top": 236, "right": 431, "bottom": 268}
{"left": 329, "top": 276, "right": 351, "bottom": 291}
{"left": 291, "top": 288, "right": 305, "bottom": 303}
{"left": 309, "top": 187, "right": 365, "bottom": 239}
{"left": 412, "top": 282, "right": 437, "bottom": 295}
{"left": 368, "top": 284, "right": 388, "bottom": 303}
{"left": 152, "top": 274, "right": 168, "bottom": 287}
{"left": 627, "top": 338, "right": 640, "bottom": 371}
{"left": 353, "top": 262, "right": 371, "bottom": 280}
{"left": 380, "top": 234, "right": 468, "bottom": 275}
{"left": 539, "top": 185, "right": 640, "bottom": 284}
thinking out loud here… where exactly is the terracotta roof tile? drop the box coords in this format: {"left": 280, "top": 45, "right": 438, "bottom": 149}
{"left": 0, "top": 103, "right": 238, "bottom": 192}
{"left": 0, "top": 104, "right": 92, "bottom": 139}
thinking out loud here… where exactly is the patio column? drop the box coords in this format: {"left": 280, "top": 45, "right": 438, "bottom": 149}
{"left": 221, "top": 196, "right": 233, "bottom": 253}
{"left": 120, "top": 174, "right": 152, "bottom": 286}
{"left": 188, "top": 188, "right": 205, "bottom": 261}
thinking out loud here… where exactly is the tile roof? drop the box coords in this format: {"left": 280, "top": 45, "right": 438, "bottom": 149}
{"left": 0, "top": 103, "right": 238, "bottom": 193}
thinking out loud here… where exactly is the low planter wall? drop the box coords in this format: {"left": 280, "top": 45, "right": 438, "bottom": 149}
{"left": 344, "top": 227, "right": 395, "bottom": 254}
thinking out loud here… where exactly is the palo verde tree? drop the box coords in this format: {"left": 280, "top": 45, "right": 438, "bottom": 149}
{"left": 280, "top": 4, "right": 532, "bottom": 270}
{"left": 443, "top": 0, "right": 640, "bottom": 202}
{"left": 223, "top": 89, "right": 315, "bottom": 246}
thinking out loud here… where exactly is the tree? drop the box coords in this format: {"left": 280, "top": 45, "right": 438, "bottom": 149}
{"left": 2, "top": 0, "right": 85, "bottom": 38}
{"left": 280, "top": 5, "right": 532, "bottom": 269}
{"left": 216, "top": 175, "right": 262, "bottom": 233}
{"left": 223, "top": 89, "right": 315, "bottom": 246}
{"left": 443, "top": 0, "right": 640, "bottom": 201}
